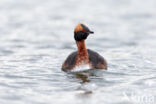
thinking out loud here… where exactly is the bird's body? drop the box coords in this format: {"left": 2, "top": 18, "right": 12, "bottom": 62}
{"left": 62, "top": 23, "right": 107, "bottom": 71}
{"left": 62, "top": 49, "right": 107, "bottom": 72}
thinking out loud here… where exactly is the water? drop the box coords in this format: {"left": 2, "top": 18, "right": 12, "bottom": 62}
{"left": 0, "top": 0, "right": 156, "bottom": 104}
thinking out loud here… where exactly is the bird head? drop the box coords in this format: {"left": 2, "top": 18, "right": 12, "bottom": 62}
{"left": 74, "top": 23, "right": 94, "bottom": 41}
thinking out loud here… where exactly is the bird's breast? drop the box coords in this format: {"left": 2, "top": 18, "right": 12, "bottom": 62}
{"left": 72, "top": 63, "right": 91, "bottom": 72}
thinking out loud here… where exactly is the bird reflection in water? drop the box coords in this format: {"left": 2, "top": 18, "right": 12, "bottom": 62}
{"left": 73, "top": 70, "right": 96, "bottom": 97}
{"left": 75, "top": 72, "right": 90, "bottom": 84}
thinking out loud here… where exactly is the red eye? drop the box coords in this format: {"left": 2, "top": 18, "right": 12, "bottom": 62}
{"left": 82, "top": 29, "right": 86, "bottom": 32}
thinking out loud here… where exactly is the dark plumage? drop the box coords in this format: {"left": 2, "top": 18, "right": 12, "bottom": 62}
{"left": 62, "top": 49, "right": 107, "bottom": 72}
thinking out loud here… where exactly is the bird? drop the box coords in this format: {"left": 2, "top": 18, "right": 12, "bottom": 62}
{"left": 62, "top": 23, "right": 107, "bottom": 72}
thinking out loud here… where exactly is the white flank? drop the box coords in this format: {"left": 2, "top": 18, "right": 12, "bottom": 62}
{"left": 71, "top": 64, "right": 90, "bottom": 72}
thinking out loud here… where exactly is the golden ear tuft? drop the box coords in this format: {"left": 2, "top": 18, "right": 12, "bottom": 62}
{"left": 74, "top": 24, "right": 83, "bottom": 32}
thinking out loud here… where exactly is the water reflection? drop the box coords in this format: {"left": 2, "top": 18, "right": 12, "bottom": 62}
{"left": 74, "top": 72, "right": 93, "bottom": 98}
{"left": 70, "top": 70, "right": 101, "bottom": 97}
{"left": 75, "top": 73, "right": 90, "bottom": 84}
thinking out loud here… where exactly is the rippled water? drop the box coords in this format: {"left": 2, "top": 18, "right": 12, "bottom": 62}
{"left": 0, "top": 0, "right": 156, "bottom": 104}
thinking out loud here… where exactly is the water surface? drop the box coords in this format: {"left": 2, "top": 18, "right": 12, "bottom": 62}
{"left": 0, "top": 0, "right": 156, "bottom": 104}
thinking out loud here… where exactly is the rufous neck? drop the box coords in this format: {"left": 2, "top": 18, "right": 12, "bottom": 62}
{"left": 76, "top": 40, "right": 87, "bottom": 54}
{"left": 76, "top": 40, "right": 88, "bottom": 56}
{"left": 75, "top": 40, "right": 90, "bottom": 65}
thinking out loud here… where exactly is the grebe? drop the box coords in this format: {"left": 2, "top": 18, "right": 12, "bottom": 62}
{"left": 62, "top": 23, "right": 107, "bottom": 71}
